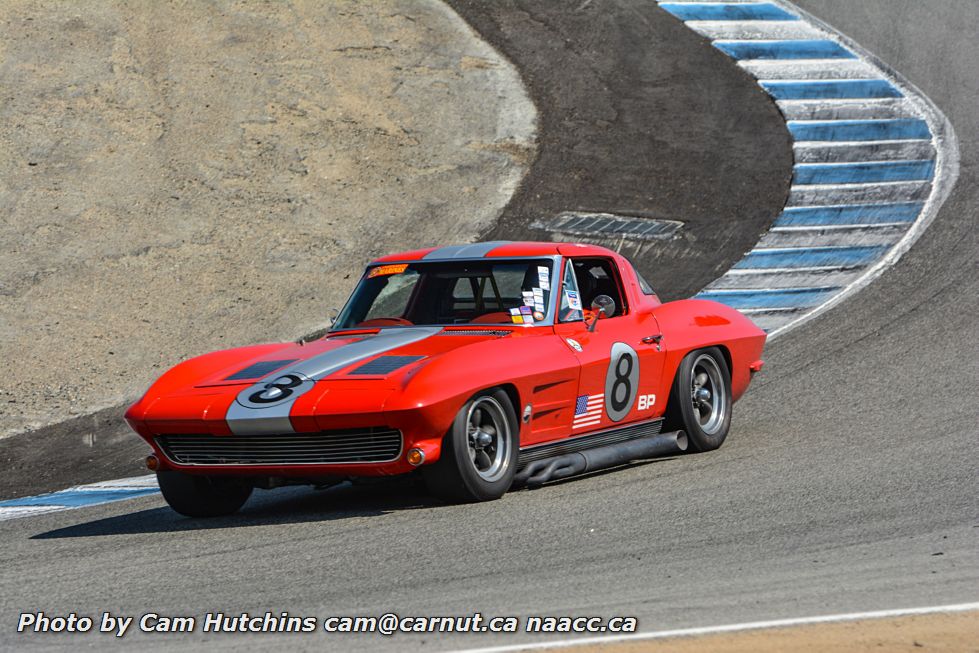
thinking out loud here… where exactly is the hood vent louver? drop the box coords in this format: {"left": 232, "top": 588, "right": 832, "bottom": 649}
{"left": 438, "top": 329, "right": 512, "bottom": 337}
{"left": 224, "top": 359, "right": 298, "bottom": 381}
{"left": 349, "top": 355, "right": 425, "bottom": 376}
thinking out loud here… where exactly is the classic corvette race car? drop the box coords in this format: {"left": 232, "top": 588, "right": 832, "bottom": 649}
{"left": 126, "top": 241, "right": 766, "bottom": 516}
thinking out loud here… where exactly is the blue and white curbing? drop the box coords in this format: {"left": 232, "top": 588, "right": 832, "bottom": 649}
{"left": 657, "top": 0, "right": 959, "bottom": 336}
{"left": 0, "top": 474, "right": 158, "bottom": 522}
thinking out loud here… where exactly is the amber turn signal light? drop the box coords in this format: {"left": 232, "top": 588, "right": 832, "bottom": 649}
{"left": 145, "top": 455, "right": 160, "bottom": 471}
{"left": 406, "top": 448, "right": 425, "bottom": 466}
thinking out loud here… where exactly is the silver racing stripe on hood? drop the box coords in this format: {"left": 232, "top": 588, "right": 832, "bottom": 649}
{"left": 225, "top": 327, "right": 441, "bottom": 435}
{"left": 422, "top": 240, "right": 511, "bottom": 259}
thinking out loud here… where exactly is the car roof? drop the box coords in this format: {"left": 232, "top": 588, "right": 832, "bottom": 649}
{"left": 370, "top": 241, "right": 619, "bottom": 263}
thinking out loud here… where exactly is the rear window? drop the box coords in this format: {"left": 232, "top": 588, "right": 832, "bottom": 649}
{"left": 630, "top": 262, "right": 657, "bottom": 295}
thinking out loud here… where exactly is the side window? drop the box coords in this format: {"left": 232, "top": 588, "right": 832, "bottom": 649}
{"left": 558, "top": 260, "right": 584, "bottom": 322}
{"left": 571, "top": 258, "right": 627, "bottom": 317}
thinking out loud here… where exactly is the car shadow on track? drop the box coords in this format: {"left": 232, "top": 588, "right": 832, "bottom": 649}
{"left": 30, "top": 457, "right": 686, "bottom": 539}
{"left": 523, "top": 456, "right": 683, "bottom": 490}
{"left": 31, "top": 477, "right": 443, "bottom": 539}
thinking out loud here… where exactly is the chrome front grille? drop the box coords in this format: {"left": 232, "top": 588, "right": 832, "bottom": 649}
{"left": 156, "top": 428, "right": 403, "bottom": 466}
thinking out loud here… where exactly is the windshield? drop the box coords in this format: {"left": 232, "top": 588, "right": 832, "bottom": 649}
{"left": 333, "top": 258, "right": 557, "bottom": 329}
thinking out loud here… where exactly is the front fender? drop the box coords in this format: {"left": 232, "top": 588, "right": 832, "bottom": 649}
{"left": 384, "top": 331, "right": 579, "bottom": 457}
{"left": 124, "top": 343, "right": 294, "bottom": 425}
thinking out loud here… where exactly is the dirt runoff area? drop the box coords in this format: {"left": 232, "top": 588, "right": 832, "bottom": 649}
{"left": 0, "top": 0, "right": 536, "bottom": 438}
{"left": 570, "top": 611, "right": 979, "bottom": 653}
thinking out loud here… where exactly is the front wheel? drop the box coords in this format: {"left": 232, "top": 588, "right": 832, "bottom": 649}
{"left": 665, "top": 347, "right": 732, "bottom": 452}
{"left": 423, "top": 388, "right": 518, "bottom": 503}
{"left": 156, "top": 471, "right": 253, "bottom": 517}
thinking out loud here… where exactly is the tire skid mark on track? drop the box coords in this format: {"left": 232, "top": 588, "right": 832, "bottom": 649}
{"left": 658, "top": 0, "right": 959, "bottom": 337}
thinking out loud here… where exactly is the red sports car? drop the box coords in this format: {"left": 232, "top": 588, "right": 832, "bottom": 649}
{"left": 126, "top": 241, "right": 766, "bottom": 516}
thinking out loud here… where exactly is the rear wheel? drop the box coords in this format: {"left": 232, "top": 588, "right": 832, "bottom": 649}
{"left": 423, "top": 388, "right": 518, "bottom": 502}
{"left": 156, "top": 471, "right": 253, "bottom": 517}
{"left": 665, "top": 347, "right": 732, "bottom": 452}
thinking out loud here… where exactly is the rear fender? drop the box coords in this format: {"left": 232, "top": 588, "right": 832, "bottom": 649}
{"left": 652, "top": 299, "right": 766, "bottom": 402}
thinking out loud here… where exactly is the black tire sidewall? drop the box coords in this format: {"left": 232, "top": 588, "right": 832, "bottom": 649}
{"left": 669, "top": 347, "right": 732, "bottom": 452}
{"left": 157, "top": 470, "right": 252, "bottom": 518}
{"left": 427, "top": 388, "right": 519, "bottom": 502}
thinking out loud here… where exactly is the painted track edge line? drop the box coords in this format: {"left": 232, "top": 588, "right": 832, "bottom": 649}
{"left": 446, "top": 602, "right": 979, "bottom": 653}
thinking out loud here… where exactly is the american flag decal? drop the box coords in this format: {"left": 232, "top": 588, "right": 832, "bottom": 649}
{"left": 573, "top": 393, "right": 604, "bottom": 429}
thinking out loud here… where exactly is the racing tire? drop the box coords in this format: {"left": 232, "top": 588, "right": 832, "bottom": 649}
{"left": 156, "top": 470, "right": 253, "bottom": 517}
{"left": 423, "top": 388, "right": 518, "bottom": 503}
{"left": 664, "top": 347, "right": 732, "bottom": 452}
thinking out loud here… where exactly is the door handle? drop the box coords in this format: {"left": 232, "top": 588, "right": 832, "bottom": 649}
{"left": 641, "top": 334, "right": 663, "bottom": 345}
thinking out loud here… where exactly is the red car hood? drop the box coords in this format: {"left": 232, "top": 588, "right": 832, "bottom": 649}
{"left": 131, "top": 326, "right": 516, "bottom": 435}
{"left": 197, "top": 326, "right": 512, "bottom": 387}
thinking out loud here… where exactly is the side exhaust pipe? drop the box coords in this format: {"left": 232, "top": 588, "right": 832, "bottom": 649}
{"left": 513, "top": 430, "right": 687, "bottom": 488}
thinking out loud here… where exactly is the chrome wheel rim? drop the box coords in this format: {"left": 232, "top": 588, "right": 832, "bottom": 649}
{"left": 690, "top": 354, "right": 727, "bottom": 435}
{"left": 466, "top": 397, "right": 511, "bottom": 482}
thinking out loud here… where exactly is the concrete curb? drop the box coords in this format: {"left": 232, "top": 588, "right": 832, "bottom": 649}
{"left": 0, "top": 474, "right": 158, "bottom": 521}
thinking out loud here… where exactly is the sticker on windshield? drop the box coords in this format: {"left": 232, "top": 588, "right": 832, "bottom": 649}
{"left": 522, "top": 291, "right": 535, "bottom": 306}
{"left": 368, "top": 263, "right": 408, "bottom": 279}
{"left": 565, "top": 290, "right": 582, "bottom": 311}
{"left": 537, "top": 266, "right": 551, "bottom": 290}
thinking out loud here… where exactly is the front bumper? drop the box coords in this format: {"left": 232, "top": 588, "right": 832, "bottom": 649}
{"left": 131, "top": 409, "right": 450, "bottom": 478}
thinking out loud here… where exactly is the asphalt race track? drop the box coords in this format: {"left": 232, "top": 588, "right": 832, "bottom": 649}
{"left": 1, "top": 2, "right": 976, "bottom": 651}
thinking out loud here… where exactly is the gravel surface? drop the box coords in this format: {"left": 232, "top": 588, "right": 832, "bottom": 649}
{"left": 0, "top": 0, "right": 536, "bottom": 438}
{"left": 572, "top": 612, "right": 979, "bottom": 653}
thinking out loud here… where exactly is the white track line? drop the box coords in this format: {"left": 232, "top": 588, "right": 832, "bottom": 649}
{"left": 448, "top": 602, "right": 979, "bottom": 653}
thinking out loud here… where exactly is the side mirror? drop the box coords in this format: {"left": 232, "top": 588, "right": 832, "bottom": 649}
{"left": 587, "top": 295, "right": 615, "bottom": 332}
